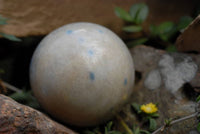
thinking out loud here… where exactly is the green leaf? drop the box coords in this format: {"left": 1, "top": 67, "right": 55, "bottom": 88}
{"left": 0, "top": 15, "right": 8, "bottom": 25}
{"left": 123, "top": 25, "right": 142, "bottom": 32}
{"left": 157, "top": 22, "right": 175, "bottom": 34}
{"left": 10, "top": 91, "right": 29, "bottom": 101}
{"left": 105, "top": 121, "right": 113, "bottom": 132}
{"left": 177, "top": 16, "right": 193, "bottom": 31}
{"left": 115, "top": 7, "right": 134, "bottom": 22}
{"left": 166, "top": 45, "right": 177, "bottom": 52}
{"left": 131, "top": 103, "right": 141, "bottom": 113}
{"left": 196, "top": 95, "right": 200, "bottom": 102}
{"left": 156, "top": 22, "right": 177, "bottom": 41}
{"left": 150, "top": 22, "right": 177, "bottom": 40}
{"left": 150, "top": 112, "right": 159, "bottom": 118}
{"left": 197, "top": 123, "right": 200, "bottom": 132}
{"left": 0, "top": 33, "right": 21, "bottom": 42}
{"left": 164, "top": 118, "right": 172, "bottom": 127}
{"left": 130, "top": 3, "right": 149, "bottom": 24}
{"left": 134, "top": 127, "right": 140, "bottom": 134}
{"left": 9, "top": 91, "right": 40, "bottom": 109}
{"left": 161, "top": 28, "right": 177, "bottom": 42}
{"left": 149, "top": 118, "right": 157, "bottom": 131}
{"left": 135, "top": 4, "right": 149, "bottom": 24}
{"left": 130, "top": 4, "right": 141, "bottom": 18}
{"left": 127, "top": 38, "right": 148, "bottom": 48}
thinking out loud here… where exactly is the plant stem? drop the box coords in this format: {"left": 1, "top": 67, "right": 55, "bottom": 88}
{"left": 116, "top": 115, "right": 134, "bottom": 134}
{"left": 152, "top": 112, "right": 198, "bottom": 134}
{"left": 1, "top": 80, "right": 22, "bottom": 93}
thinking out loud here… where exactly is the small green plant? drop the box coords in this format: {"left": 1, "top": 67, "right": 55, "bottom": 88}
{"left": 164, "top": 118, "right": 173, "bottom": 127}
{"left": 104, "top": 122, "right": 123, "bottom": 134}
{"left": 0, "top": 15, "right": 21, "bottom": 42}
{"left": 114, "top": 3, "right": 193, "bottom": 51}
{"left": 84, "top": 103, "right": 158, "bottom": 134}
{"left": 84, "top": 102, "right": 159, "bottom": 134}
{"left": 197, "top": 122, "right": 200, "bottom": 132}
{"left": 84, "top": 121, "right": 123, "bottom": 134}
{"left": 115, "top": 3, "right": 148, "bottom": 31}
{"left": 132, "top": 102, "right": 159, "bottom": 132}
{"left": 115, "top": 3, "right": 149, "bottom": 47}
{"left": 196, "top": 95, "right": 200, "bottom": 102}
{"left": 132, "top": 126, "right": 151, "bottom": 134}
{"left": 84, "top": 120, "right": 152, "bottom": 134}
{"left": 9, "top": 90, "right": 40, "bottom": 109}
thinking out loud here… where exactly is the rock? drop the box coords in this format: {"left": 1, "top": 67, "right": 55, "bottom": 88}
{"left": 176, "top": 14, "right": 200, "bottom": 52}
{"left": 189, "top": 54, "right": 200, "bottom": 89}
{"left": 0, "top": 0, "right": 199, "bottom": 37}
{"left": 130, "top": 45, "right": 165, "bottom": 73}
{"left": 0, "top": 94, "right": 77, "bottom": 134}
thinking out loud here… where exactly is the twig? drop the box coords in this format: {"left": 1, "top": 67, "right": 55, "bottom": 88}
{"left": 116, "top": 115, "right": 134, "bottom": 134}
{"left": 152, "top": 112, "right": 198, "bottom": 134}
{"left": 0, "top": 80, "right": 22, "bottom": 93}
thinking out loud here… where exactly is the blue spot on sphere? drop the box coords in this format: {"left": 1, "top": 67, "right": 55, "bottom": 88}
{"left": 66, "top": 30, "right": 73, "bottom": 34}
{"left": 124, "top": 78, "right": 127, "bottom": 85}
{"left": 89, "top": 72, "right": 95, "bottom": 81}
{"left": 98, "top": 29, "right": 103, "bottom": 33}
{"left": 88, "top": 50, "right": 94, "bottom": 56}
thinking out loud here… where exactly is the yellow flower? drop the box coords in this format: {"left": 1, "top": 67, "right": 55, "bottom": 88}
{"left": 140, "top": 103, "right": 158, "bottom": 114}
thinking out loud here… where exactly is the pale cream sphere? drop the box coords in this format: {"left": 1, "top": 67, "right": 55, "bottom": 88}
{"left": 30, "top": 22, "right": 135, "bottom": 126}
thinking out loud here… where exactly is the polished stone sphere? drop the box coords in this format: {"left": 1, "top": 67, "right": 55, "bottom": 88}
{"left": 30, "top": 22, "right": 135, "bottom": 126}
